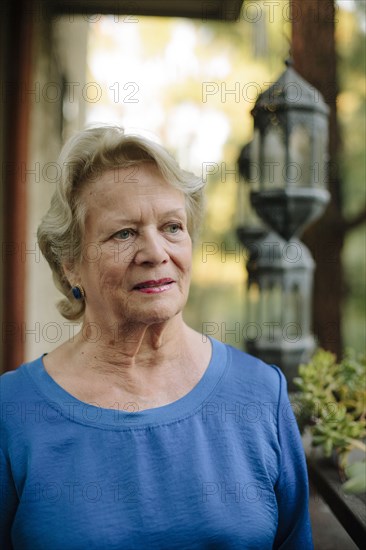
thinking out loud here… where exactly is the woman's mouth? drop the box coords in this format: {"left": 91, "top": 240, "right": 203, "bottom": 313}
{"left": 133, "top": 278, "right": 175, "bottom": 294}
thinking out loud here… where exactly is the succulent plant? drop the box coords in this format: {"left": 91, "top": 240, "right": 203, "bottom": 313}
{"left": 293, "top": 349, "right": 366, "bottom": 493}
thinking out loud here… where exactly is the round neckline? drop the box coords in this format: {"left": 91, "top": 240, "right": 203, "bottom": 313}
{"left": 23, "top": 336, "right": 229, "bottom": 430}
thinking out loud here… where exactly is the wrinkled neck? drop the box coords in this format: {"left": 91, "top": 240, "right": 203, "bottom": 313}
{"left": 73, "top": 313, "right": 188, "bottom": 371}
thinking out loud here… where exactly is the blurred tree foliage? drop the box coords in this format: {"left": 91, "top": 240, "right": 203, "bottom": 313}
{"left": 336, "top": 1, "right": 366, "bottom": 353}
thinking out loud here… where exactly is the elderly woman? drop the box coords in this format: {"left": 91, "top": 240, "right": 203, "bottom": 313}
{"left": 0, "top": 125, "right": 313, "bottom": 549}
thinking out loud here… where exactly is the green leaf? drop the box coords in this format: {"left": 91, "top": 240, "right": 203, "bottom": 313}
{"left": 343, "top": 473, "right": 366, "bottom": 494}
{"left": 345, "top": 460, "right": 366, "bottom": 479}
{"left": 342, "top": 460, "right": 366, "bottom": 494}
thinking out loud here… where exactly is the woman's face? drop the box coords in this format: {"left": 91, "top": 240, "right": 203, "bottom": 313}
{"left": 72, "top": 163, "right": 192, "bottom": 327}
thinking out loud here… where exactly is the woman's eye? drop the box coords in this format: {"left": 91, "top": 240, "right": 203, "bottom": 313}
{"left": 114, "top": 229, "right": 134, "bottom": 240}
{"left": 166, "top": 223, "right": 182, "bottom": 234}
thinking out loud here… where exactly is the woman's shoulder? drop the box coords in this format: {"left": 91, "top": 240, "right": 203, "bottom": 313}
{"left": 211, "top": 337, "right": 286, "bottom": 402}
{"left": 0, "top": 356, "right": 44, "bottom": 400}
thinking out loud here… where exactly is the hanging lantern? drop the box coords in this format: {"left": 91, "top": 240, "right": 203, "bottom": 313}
{"left": 249, "top": 60, "right": 330, "bottom": 240}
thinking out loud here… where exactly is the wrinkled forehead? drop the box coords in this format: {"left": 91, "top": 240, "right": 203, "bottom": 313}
{"left": 79, "top": 162, "right": 170, "bottom": 196}
{"left": 79, "top": 163, "right": 187, "bottom": 223}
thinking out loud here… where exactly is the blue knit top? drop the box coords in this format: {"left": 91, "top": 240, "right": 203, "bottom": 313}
{"left": 0, "top": 337, "right": 313, "bottom": 549}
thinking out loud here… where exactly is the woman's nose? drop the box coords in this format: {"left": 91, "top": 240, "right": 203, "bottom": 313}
{"left": 133, "top": 230, "right": 169, "bottom": 265}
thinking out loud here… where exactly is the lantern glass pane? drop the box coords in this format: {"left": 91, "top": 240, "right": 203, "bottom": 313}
{"left": 268, "top": 283, "right": 282, "bottom": 326}
{"left": 260, "top": 286, "right": 270, "bottom": 325}
{"left": 237, "top": 181, "right": 264, "bottom": 228}
{"left": 282, "top": 287, "right": 297, "bottom": 327}
{"left": 313, "top": 119, "right": 328, "bottom": 188}
{"left": 289, "top": 124, "right": 312, "bottom": 187}
{"left": 293, "top": 284, "right": 302, "bottom": 326}
{"left": 262, "top": 126, "right": 286, "bottom": 189}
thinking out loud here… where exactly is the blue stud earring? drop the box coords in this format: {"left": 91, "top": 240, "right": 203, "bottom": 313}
{"left": 71, "top": 284, "right": 85, "bottom": 300}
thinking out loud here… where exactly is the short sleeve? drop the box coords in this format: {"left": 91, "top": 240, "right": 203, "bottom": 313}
{"left": 272, "top": 367, "right": 314, "bottom": 549}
